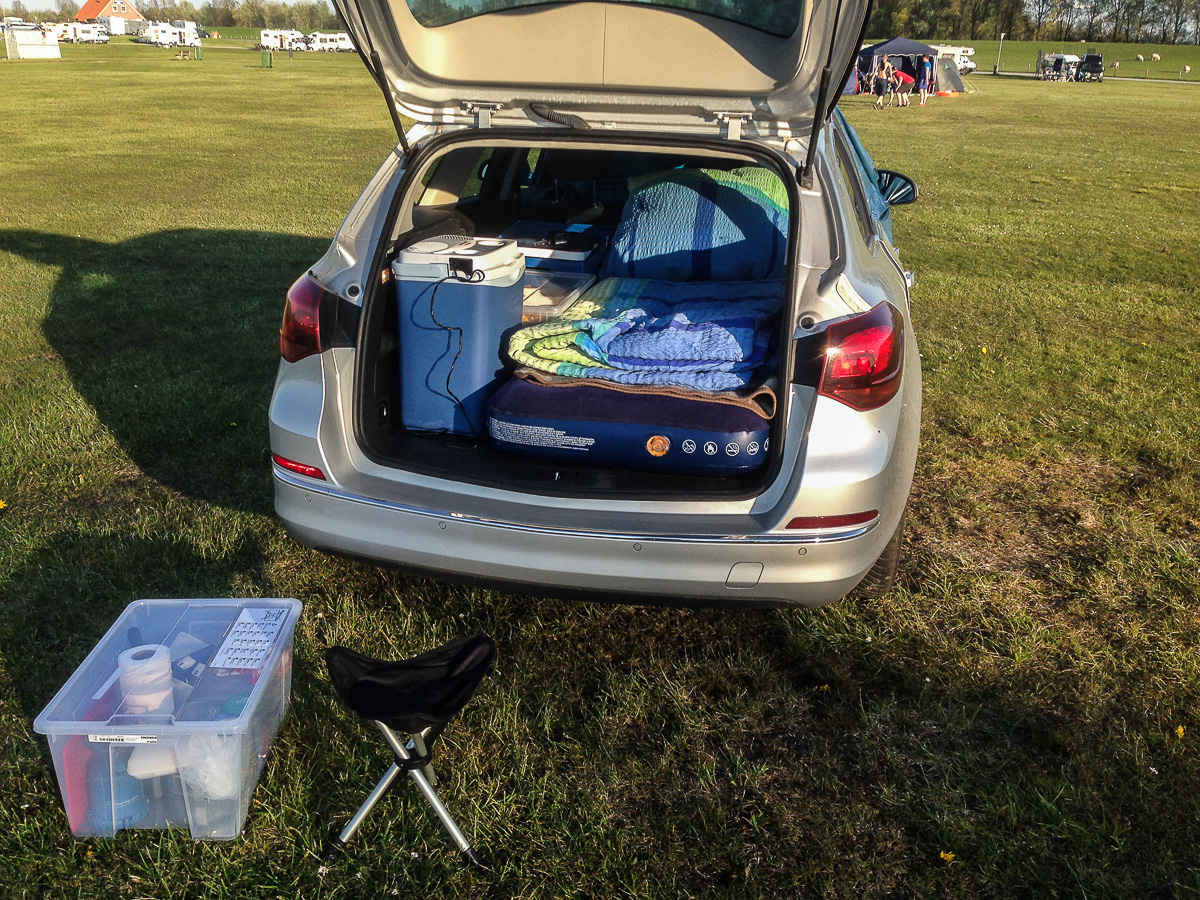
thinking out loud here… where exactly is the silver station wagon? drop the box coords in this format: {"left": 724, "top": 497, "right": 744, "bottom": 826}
{"left": 269, "top": 0, "right": 922, "bottom": 606}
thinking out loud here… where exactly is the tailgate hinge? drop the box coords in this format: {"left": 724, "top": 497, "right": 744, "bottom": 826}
{"left": 461, "top": 102, "right": 502, "bottom": 128}
{"left": 715, "top": 112, "right": 750, "bottom": 141}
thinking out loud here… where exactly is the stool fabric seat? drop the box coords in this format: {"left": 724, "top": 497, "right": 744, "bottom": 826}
{"left": 326, "top": 633, "right": 496, "bottom": 734}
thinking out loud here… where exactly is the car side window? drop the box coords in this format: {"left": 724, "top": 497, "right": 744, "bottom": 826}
{"left": 831, "top": 128, "right": 874, "bottom": 244}
{"left": 831, "top": 112, "right": 894, "bottom": 243}
{"left": 416, "top": 147, "right": 494, "bottom": 206}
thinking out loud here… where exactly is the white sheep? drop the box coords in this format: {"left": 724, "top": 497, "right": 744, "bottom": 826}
{"left": 1136, "top": 54, "right": 1144, "bottom": 61}
{"left": 1152, "top": 53, "right": 1161, "bottom": 61}
{"left": 1186, "top": 65, "right": 1192, "bottom": 74}
{"left": 1112, "top": 60, "right": 1120, "bottom": 68}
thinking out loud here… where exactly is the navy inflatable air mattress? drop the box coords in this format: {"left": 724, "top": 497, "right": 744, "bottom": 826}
{"left": 486, "top": 376, "right": 770, "bottom": 474}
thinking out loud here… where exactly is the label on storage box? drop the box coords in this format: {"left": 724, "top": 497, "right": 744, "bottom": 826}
{"left": 88, "top": 734, "right": 159, "bottom": 744}
{"left": 210, "top": 607, "right": 289, "bottom": 670}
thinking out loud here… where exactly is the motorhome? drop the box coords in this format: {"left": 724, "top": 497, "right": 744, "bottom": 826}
{"left": 142, "top": 22, "right": 200, "bottom": 47}
{"left": 63, "top": 22, "right": 109, "bottom": 43}
{"left": 98, "top": 15, "right": 127, "bottom": 35}
{"left": 260, "top": 28, "right": 305, "bottom": 51}
{"left": 306, "top": 30, "right": 353, "bottom": 51}
{"left": 930, "top": 44, "right": 976, "bottom": 73}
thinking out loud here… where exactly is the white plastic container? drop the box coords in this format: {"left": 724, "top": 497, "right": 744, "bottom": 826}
{"left": 34, "top": 598, "right": 302, "bottom": 840}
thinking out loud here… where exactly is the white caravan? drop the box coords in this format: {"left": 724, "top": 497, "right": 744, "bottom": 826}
{"left": 63, "top": 22, "right": 110, "bottom": 43}
{"left": 306, "top": 31, "right": 353, "bottom": 51}
{"left": 143, "top": 22, "right": 200, "bottom": 47}
{"left": 260, "top": 29, "right": 305, "bottom": 51}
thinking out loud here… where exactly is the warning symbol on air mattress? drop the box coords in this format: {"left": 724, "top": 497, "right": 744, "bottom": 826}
{"left": 682, "top": 440, "right": 696, "bottom": 454}
{"left": 725, "top": 442, "right": 739, "bottom": 456}
{"left": 703, "top": 442, "right": 718, "bottom": 456}
{"left": 748, "top": 441, "right": 761, "bottom": 455}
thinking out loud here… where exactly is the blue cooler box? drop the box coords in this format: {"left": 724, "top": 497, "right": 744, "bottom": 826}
{"left": 393, "top": 237, "right": 524, "bottom": 436}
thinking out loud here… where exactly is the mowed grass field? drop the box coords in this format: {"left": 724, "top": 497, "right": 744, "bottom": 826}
{"left": 2, "top": 39, "right": 1199, "bottom": 898}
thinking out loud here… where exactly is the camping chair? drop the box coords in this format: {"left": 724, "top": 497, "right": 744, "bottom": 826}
{"left": 323, "top": 633, "right": 497, "bottom": 867}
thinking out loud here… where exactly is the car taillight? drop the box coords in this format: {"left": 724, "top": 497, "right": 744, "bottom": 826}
{"left": 272, "top": 454, "right": 326, "bottom": 480}
{"left": 280, "top": 273, "right": 328, "bottom": 363}
{"left": 818, "top": 302, "right": 903, "bottom": 411}
{"left": 786, "top": 511, "right": 878, "bottom": 529}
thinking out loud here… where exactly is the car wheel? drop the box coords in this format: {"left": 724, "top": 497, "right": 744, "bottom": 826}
{"left": 852, "top": 507, "right": 906, "bottom": 598}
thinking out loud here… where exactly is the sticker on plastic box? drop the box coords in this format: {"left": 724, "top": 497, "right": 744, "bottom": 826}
{"left": 88, "top": 734, "right": 159, "bottom": 744}
{"left": 211, "top": 608, "right": 290, "bottom": 670}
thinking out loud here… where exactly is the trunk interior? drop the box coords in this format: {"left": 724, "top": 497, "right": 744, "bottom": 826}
{"left": 353, "top": 131, "right": 812, "bottom": 500}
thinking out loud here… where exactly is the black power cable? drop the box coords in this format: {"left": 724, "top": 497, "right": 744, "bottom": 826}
{"left": 425, "top": 269, "right": 487, "bottom": 438}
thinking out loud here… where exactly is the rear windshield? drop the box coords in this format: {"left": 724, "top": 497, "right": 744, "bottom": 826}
{"left": 405, "top": 0, "right": 802, "bottom": 37}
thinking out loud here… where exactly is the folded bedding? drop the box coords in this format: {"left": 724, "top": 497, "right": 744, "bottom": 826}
{"left": 601, "top": 166, "right": 790, "bottom": 282}
{"left": 507, "top": 276, "right": 785, "bottom": 393}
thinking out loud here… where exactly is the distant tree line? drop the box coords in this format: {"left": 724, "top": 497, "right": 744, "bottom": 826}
{"left": 870, "top": 0, "right": 1199, "bottom": 43}
{"left": 1, "top": 0, "right": 342, "bottom": 30}
{"left": 4, "top": 0, "right": 1195, "bottom": 43}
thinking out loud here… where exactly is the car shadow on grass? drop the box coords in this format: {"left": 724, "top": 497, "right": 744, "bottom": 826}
{"left": 1, "top": 227, "right": 329, "bottom": 514}
{"left": 0, "top": 528, "right": 270, "bottom": 733}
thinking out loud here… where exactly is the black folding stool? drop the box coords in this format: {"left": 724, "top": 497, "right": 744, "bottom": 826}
{"left": 323, "top": 633, "right": 497, "bottom": 866}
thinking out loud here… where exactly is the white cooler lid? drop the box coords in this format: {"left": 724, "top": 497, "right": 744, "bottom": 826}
{"left": 393, "top": 236, "right": 525, "bottom": 284}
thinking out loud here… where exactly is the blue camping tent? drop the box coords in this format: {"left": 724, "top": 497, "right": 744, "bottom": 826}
{"left": 857, "top": 36, "right": 941, "bottom": 81}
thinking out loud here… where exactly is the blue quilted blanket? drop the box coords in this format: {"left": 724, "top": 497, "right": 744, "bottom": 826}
{"left": 601, "top": 166, "right": 790, "bottom": 282}
{"left": 507, "top": 277, "right": 784, "bottom": 392}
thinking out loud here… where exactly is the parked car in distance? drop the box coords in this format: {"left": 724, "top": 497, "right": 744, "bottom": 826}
{"left": 269, "top": 0, "right": 923, "bottom": 608}
{"left": 1078, "top": 52, "right": 1104, "bottom": 81}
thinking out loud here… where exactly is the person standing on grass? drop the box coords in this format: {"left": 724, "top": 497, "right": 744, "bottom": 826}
{"left": 873, "top": 57, "right": 892, "bottom": 109}
{"left": 918, "top": 54, "right": 934, "bottom": 105}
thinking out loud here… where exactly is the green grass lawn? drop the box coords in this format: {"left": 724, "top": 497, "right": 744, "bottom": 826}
{"left": 2, "top": 40, "right": 1199, "bottom": 898}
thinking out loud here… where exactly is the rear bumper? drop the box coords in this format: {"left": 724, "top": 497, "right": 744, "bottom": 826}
{"left": 273, "top": 469, "right": 882, "bottom": 607}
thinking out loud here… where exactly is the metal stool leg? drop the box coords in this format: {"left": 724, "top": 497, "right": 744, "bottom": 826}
{"left": 377, "top": 723, "right": 485, "bottom": 868}
{"left": 324, "top": 761, "right": 406, "bottom": 861}
{"left": 410, "top": 731, "right": 437, "bottom": 786}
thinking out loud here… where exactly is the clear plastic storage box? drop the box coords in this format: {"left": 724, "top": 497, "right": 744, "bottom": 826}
{"left": 34, "top": 598, "right": 302, "bottom": 840}
{"left": 521, "top": 270, "right": 595, "bottom": 322}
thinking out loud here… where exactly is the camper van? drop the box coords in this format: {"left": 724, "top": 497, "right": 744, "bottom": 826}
{"left": 930, "top": 44, "right": 976, "bottom": 74}
{"left": 306, "top": 30, "right": 353, "bottom": 51}
{"left": 142, "top": 22, "right": 200, "bottom": 47}
{"left": 260, "top": 29, "right": 305, "bottom": 51}
{"left": 63, "top": 22, "right": 109, "bottom": 43}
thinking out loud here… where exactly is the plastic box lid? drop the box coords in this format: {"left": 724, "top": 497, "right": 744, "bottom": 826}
{"left": 35, "top": 598, "right": 303, "bottom": 738}
{"left": 522, "top": 270, "right": 595, "bottom": 322}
